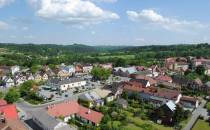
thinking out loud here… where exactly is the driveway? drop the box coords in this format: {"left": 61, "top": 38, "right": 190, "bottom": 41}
{"left": 183, "top": 100, "right": 207, "bottom": 130}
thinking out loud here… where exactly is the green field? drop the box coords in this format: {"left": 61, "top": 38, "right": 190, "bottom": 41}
{"left": 192, "top": 119, "right": 210, "bottom": 130}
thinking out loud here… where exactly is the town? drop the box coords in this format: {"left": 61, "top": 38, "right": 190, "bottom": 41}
{"left": 0, "top": 56, "right": 210, "bottom": 130}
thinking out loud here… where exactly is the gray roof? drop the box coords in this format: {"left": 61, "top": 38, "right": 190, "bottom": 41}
{"left": 31, "top": 110, "right": 60, "bottom": 130}
{"left": 31, "top": 110, "right": 75, "bottom": 130}
{"left": 205, "top": 81, "right": 210, "bottom": 87}
{"left": 116, "top": 98, "right": 128, "bottom": 106}
{"left": 49, "top": 77, "right": 84, "bottom": 85}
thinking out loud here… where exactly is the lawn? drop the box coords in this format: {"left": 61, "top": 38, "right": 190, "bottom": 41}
{"left": 120, "top": 109, "right": 173, "bottom": 130}
{"left": 126, "top": 117, "right": 173, "bottom": 130}
{"left": 192, "top": 119, "right": 210, "bottom": 130}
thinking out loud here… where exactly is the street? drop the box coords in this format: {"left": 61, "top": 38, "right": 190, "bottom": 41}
{"left": 183, "top": 100, "right": 207, "bottom": 130}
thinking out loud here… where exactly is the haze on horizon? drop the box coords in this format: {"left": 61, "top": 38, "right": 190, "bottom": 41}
{"left": 0, "top": 0, "right": 210, "bottom": 46}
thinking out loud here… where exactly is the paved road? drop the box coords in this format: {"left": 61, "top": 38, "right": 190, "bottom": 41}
{"left": 183, "top": 100, "right": 207, "bottom": 130}
{"left": 16, "top": 88, "right": 99, "bottom": 119}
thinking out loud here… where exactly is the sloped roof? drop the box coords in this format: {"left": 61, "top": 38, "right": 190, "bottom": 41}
{"left": 78, "top": 106, "right": 103, "bottom": 124}
{"left": 166, "top": 101, "right": 176, "bottom": 111}
{"left": 47, "top": 101, "right": 103, "bottom": 124}
{"left": 0, "top": 104, "right": 18, "bottom": 120}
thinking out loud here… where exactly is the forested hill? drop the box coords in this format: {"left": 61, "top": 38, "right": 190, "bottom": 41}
{"left": 0, "top": 43, "right": 99, "bottom": 55}
{"left": 0, "top": 43, "right": 210, "bottom": 57}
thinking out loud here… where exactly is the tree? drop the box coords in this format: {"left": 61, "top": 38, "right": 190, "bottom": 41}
{"left": 173, "top": 105, "right": 185, "bottom": 125}
{"left": 206, "top": 102, "right": 210, "bottom": 112}
{"left": 91, "top": 67, "right": 111, "bottom": 80}
{"left": 114, "top": 58, "right": 126, "bottom": 67}
{"left": 19, "top": 80, "right": 36, "bottom": 97}
{"left": 0, "top": 91, "right": 4, "bottom": 99}
{"left": 195, "top": 65, "right": 205, "bottom": 75}
{"left": 4, "top": 88, "right": 20, "bottom": 103}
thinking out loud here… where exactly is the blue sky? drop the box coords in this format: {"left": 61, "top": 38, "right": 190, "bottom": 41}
{"left": 0, "top": 0, "right": 210, "bottom": 46}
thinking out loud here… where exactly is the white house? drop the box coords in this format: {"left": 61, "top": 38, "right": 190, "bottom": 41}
{"left": 49, "top": 78, "right": 86, "bottom": 91}
{"left": 64, "top": 65, "right": 75, "bottom": 74}
{"left": 3, "top": 77, "right": 15, "bottom": 88}
{"left": 83, "top": 64, "right": 93, "bottom": 73}
{"left": 11, "top": 65, "right": 20, "bottom": 75}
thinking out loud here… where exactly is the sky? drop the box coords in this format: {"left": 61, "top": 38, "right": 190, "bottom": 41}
{"left": 0, "top": 0, "right": 210, "bottom": 46}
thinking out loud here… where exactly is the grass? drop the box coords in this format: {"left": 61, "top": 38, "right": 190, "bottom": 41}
{"left": 126, "top": 117, "right": 173, "bottom": 130}
{"left": 120, "top": 109, "right": 173, "bottom": 130}
{"left": 192, "top": 119, "right": 210, "bottom": 130}
{"left": 123, "top": 124, "right": 143, "bottom": 130}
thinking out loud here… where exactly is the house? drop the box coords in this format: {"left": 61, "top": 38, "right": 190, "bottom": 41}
{"left": 130, "top": 79, "right": 151, "bottom": 87}
{"left": 122, "top": 81, "right": 182, "bottom": 107}
{"left": 31, "top": 110, "right": 74, "bottom": 130}
{"left": 165, "top": 57, "right": 189, "bottom": 72}
{"left": 79, "top": 91, "right": 104, "bottom": 107}
{"left": 130, "top": 70, "right": 158, "bottom": 78}
{"left": 93, "top": 88, "right": 113, "bottom": 102}
{"left": 115, "top": 98, "right": 128, "bottom": 109}
{"left": 0, "top": 100, "right": 28, "bottom": 130}
{"left": 129, "top": 75, "right": 157, "bottom": 86}
{"left": 157, "top": 81, "right": 181, "bottom": 91}
{"left": 203, "top": 81, "right": 210, "bottom": 94}
{"left": 204, "top": 64, "right": 210, "bottom": 76}
{"left": 64, "top": 65, "right": 75, "bottom": 75}
{"left": 27, "top": 73, "right": 35, "bottom": 80}
{"left": 172, "top": 75, "right": 204, "bottom": 91}
{"left": 41, "top": 72, "right": 49, "bottom": 81}
{"left": 34, "top": 72, "right": 43, "bottom": 81}
{"left": 14, "top": 75, "right": 27, "bottom": 85}
{"left": 11, "top": 65, "right": 20, "bottom": 75}
{"left": 179, "top": 96, "right": 199, "bottom": 111}
{"left": 47, "top": 101, "right": 104, "bottom": 126}
{"left": 75, "top": 64, "right": 83, "bottom": 73}
{"left": 113, "top": 67, "right": 137, "bottom": 77}
{"left": 82, "top": 64, "right": 93, "bottom": 73}
{"left": 2, "top": 77, "right": 14, "bottom": 88}
{"left": 99, "top": 63, "right": 113, "bottom": 70}
{"left": 136, "top": 66, "right": 145, "bottom": 71}
{"left": 192, "top": 58, "right": 203, "bottom": 67}
{"left": 155, "top": 75, "right": 172, "bottom": 83}
{"left": 57, "top": 70, "right": 70, "bottom": 79}
{"left": 103, "top": 82, "right": 124, "bottom": 99}
{"left": 154, "top": 101, "right": 176, "bottom": 125}
{"left": 48, "top": 78, "right": 86, "bottom": 91}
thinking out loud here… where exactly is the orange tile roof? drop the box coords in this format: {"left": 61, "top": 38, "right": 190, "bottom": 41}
{"left": 47, "top": 101, "right": 104, "bottom": 124}
{"left": 78, "top": 106, "right": 103, "bottom": 124}
{"left": 0, "top": 99, "right": 7, "bottom": 106}
{"left": 0, "top": 104, "right": 18, "bottom": 120}
{"left": 48, "top": 101, "right": 80, "bottom": 117}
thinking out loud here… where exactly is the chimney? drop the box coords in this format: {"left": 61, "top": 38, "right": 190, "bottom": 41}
{"left": 0, "top": 112, "right": 5, "bottom": 123}
{"left": 87, "top": 109, "right": 91, "bottom": 114}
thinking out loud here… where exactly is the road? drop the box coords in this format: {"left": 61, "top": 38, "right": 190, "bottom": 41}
{"left": 16, "top": 88, "right": 101, "bottom": 130}
{"left": 183, "top": 100, "right": 207, "bottom": 130}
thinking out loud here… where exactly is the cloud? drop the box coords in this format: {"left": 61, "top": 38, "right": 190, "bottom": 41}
{"left": 0, "top": 21, "right": 9, "bottom": 30}
{"left": 28, "top": 0, "right": 119, "bottom": 25}
{"left": 0, "top": 0, "right": 14, "bottom": 8}
{"left": 22, "top": 26, "right": 29, "bottom": 31}
{"left": 127, "top": 9, "right": 208, "bottom": 32}
{"left": 89, "top": 0, "right": 117, "bottom": 3}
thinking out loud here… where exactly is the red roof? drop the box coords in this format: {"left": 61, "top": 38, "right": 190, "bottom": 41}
{"left": 48, "top": 101, "right": 80, "bottom": 117}
{"left": 123, "top": 81, "right": 180, "bottom": 100}
{"left": 0, "top": 99, "right": 7, "bottom": 106}
{"left": 47, "top": 101, "right": 104, "bottom": 124}
{"left": 78, "top": 106, "right": 103, "bottom": 124}
{"left": 0, "top": 104, "right": 18, "bottom": 120}
{"left": 156, "top": 75, "right": 172, "bottom": 82}
{"left": 180, "top": 96, "right": 197, "bottom": 104}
